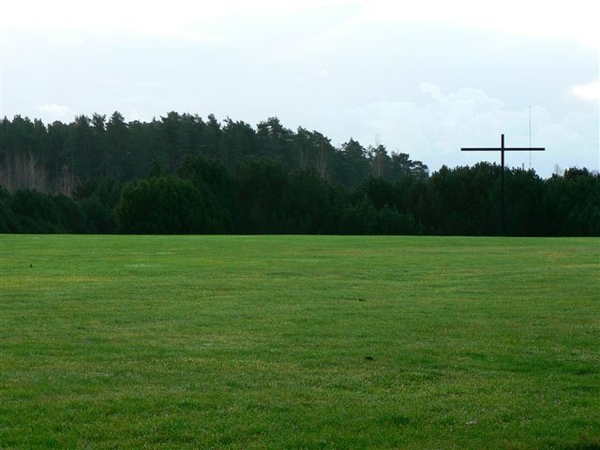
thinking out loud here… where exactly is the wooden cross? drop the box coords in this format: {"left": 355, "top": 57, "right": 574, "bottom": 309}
{"left": 461, "top": 134, "right": 545, "bottom": 235}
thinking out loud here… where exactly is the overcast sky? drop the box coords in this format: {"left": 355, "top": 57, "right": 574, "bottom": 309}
{"left": 1, "top": 0, "right": 598, "bottom": 177}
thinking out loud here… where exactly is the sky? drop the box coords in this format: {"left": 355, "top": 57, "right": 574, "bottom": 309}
{"left": 1, "top": 0, "right": 598, "bottom": 177}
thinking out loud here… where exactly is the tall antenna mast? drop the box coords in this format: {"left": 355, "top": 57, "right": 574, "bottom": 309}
{"left": 528, "top": 105, "right": 532, "bottom": 170}
{"left": 0, "top": 38, "right": 3, "bottom": 119}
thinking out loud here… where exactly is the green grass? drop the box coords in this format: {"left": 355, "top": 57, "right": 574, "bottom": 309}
{"left": 1, "top": 235, "right": 599, "bottom": 449}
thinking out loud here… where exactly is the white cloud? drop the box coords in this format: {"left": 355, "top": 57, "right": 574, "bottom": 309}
{"left": 359, "top": 0, "right": 599, "bottom": 48}
{"left": 37, "top": 104, "right": 74, "bottom": 121}
{"left": 571, "top": 80, "right": 600, "bottom": 101}
{"left": 3, "top": 0, "right": 596, "bottom": 50}
{"left": 0, "top": 0, "right": 355, "bottom": 41}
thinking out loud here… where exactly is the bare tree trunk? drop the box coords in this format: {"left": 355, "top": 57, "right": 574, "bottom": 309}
{"left": 59, "top": 165, "right": 76, "bottom": 196}
{"left": 316, "top": 142, "right": 328, "bottom": 179}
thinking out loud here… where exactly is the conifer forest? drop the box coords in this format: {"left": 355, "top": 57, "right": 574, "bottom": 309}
{"left": 1, "top": 112, "right": 598, "bottom": 236}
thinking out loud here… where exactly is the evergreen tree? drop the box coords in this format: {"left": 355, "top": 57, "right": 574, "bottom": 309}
{"left": 118, "top": 175, "right": 205, "bottom": 234}
{"left": 235, "top": 156, "right": 290, "bottom": 233}
{"left": 106, "top": 111, "right": 131, "bottom": 179}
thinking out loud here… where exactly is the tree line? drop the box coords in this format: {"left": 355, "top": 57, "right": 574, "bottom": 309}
{"left": 0, "top": 112, "right": 427, "bottom": 193}
{"left": 0, "top": 113, "right": 598, "bottom": 236}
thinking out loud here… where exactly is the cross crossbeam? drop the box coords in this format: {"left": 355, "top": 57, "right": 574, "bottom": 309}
{"left": 461, "top": 134, "right": 545, "bottom": 235}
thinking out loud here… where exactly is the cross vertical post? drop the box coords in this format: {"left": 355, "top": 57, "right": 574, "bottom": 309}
{"left": 500, "top": 134, "right": 505, "bottom": 235}
{"left": 461, "top": 134, "right": 544, "bottom": 235}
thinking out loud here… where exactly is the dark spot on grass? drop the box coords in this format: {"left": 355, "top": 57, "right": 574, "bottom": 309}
{"left": 464, "top": 351, "right": 486, "bottom": 360}
{"left": 559, "top": 444, "right": 600, "bottom": 450}
{"left": 574, "top": 367, "right": 597, "bottom": 376}
{"left": 564, "top": 385, "right": 598, "bottom": 393}
{"left": 379, "top": 414, "right": 410, "bottom": 426}
{"left": 364, "top": 356, "right": 374, "bottom": 361}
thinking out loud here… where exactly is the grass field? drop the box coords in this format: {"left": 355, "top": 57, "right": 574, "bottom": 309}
{"left": 1, "top": 235, "right": 599, "bottom": 449}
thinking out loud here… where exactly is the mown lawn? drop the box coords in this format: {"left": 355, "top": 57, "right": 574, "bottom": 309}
{"left": 1, "top": 235, "right": 599, "bottom": 449}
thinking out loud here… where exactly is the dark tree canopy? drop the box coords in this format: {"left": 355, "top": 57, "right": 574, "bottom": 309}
{"left": 117, "top": 176, "right": 205, "bottom": 234}
{"left": 0, "top": 112, "right": 598, "bottom": 236}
